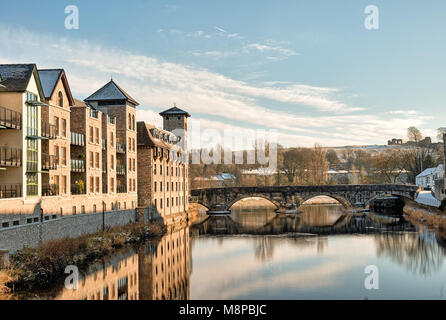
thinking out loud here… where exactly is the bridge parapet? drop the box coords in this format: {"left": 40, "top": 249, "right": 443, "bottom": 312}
{"left": 190, "top": 184, "right": 419, "bottom": 214}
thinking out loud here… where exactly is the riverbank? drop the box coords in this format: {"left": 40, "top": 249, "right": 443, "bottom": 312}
{"left": 403, "top": 201, "right": 446, "bottom": 231}
{"left": 1, "top": 221, "right": 166, "bottom": 292}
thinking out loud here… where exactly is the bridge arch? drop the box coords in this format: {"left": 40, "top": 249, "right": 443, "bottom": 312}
{"left": 226, "top": 195, "right": 281, "bottom": 210}
{"left": 298, "top": 194, "right": 352, "bottom": 209}
{"left": 363, "top": 192, "right": 412, "bottom": 207}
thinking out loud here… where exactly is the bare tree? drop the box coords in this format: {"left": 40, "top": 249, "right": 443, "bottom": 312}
{"left": 407, "top": 126, "right": 423, "bottom": 145}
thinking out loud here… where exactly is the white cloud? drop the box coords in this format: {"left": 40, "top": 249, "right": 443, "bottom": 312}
{"left": 0, "top": 26, "right": 432, "bottom": 147}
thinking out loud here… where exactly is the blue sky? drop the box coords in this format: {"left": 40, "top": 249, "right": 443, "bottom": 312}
{"left": 1, "top": 0, "right": 445, "bottom": 147}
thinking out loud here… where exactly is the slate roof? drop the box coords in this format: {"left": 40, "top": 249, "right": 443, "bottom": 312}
{"left": 84, "top": 80, "right": 139, "bottom": 106}
{"left": 137, "top": 121, "right": 183, "bottom": 151}
{"left": 159, "top": 106, "right": 190, "bottom": 117}
{"left": 0, "top": 64, "right": 36, "bottom": 92}
{"left": 38, "top": 69, "right": 62, "bottom": 99}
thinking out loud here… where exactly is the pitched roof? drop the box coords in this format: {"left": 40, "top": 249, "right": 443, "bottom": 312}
{"left": 38, "top": 69, "right": 75, "bottom": 106}
{"left": 137, "top": 121, "right": 183, "bottom": 151}
{"left": 0, "top": 64, "right": 37, "bottom": 92}
{"left": 159, "top": 106, "right": 190, "bottom": 117}
{"left": 84, "top": 79, "right": 139, "bottom": 106}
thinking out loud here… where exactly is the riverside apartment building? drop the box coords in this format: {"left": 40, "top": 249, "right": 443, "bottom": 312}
{"left": 0, "top": 64, "right": 138, "bottom": 217}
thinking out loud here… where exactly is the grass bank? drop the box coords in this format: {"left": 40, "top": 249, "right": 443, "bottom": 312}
{"left": 403, "top": 202, "right": 446, "bottom": 231}
{"left": 2, "top": 221, "right": 166, "bottom": 291}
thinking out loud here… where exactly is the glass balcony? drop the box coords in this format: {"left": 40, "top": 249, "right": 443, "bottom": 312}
{"left": 41, "top": 120, "right": 57, "bottom": 139}
{"left": 41, "top": 183, "right": 59, "bottom": 196}
{"left": 70, "top": 159, "right": 85, "bottom": 172}
{"left": 116, "top": 163, "right": 126, "bottom": 175}
{"left": 0, "top": 183, "right": 22, "bottom": 198}
{"left": 117, "top": 184, "right": 127, "bottom": 193}
{"left": 116, "top": 142, "right": 125, "bottom": 154}
{"left": 0, "top": 105, "right": 21, "bottom": 129}
{"left": 71, "top": 183, "right": 86, "bottom": 195}
{"left": 70, "top": 131, "right": 85, "bottom": 146}
{"left": 102, "top": 139, "right": 106, "bottom": 150}
{"left": 0, "top": 146, "right": 21, "bottom": 167}
{"left": 42, "top": 153, "right": 57, "bottom": 171}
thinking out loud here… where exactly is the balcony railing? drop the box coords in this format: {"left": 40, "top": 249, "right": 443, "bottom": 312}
{"left": 71, "top": 159, "right": 85, "bottom": 172}
{"left": 26, "top": 161, "right": 38, "bottom": 173}
{"left": 70, "top": 131, "right": 85, "bottom": 146}
{"left": 41, "top": 120, "right": 57, "bottom": 139}
{"left": 71, "top": 183, "right": 86, "bottom": 195}
{"left": 42, "top": 153, "right": 57, "bottom": 171}
{"left": 102, "top": 161, "right": 107, "bottom": 174}
{"left": 116, "top": 163, "right": 126, "bottom": 175}
{"left": 0, "top": 106, "right": 21, "bottom": 129}
{"left": 42, "top": 183, "right": 59, "bottom": 196}
{"left": 0, "top": 183, "right": 22, "bottom": 199}
{"left": 116, "top": 142, "right": 125, "bottom": 154}
{"left": 117, "top": 184, "right": 127, "bottom": 193}
{"left": 102, "top": 139, "right": 106, "bottom": 150}
{"left": 0, "top": 146, "right": 21, "bottom": 167}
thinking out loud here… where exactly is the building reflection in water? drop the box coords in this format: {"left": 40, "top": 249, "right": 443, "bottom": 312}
{"left": 50, "top": 226, "right": 191, "bottom": 300}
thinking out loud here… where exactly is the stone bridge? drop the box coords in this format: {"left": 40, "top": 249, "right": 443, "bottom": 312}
{"left": 190, "top": 184, "right": 419, "bottom": 213}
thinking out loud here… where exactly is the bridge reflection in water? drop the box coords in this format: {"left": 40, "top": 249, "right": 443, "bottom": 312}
{"left": 16, "top": 204, "right": 446, "bottom": 300}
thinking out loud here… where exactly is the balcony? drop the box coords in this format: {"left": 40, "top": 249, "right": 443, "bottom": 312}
{"left": 71, "top": 159, "right": 85, "bottom": 172}
{"left": 102, "top": 139, "right": 106, "bottom": 150}
{"left": 0, "top": 105, "right": 21, "bottom": 129}
{"left": 0, "top": 146, "right": 21, "bottom": 167}
{"left": 0, "top": 183, "right": 22, "bottom": 199}
{"left": 71, "top": 182, "right": 86, "bottom": 195}
{"left": 26, "top": 161, "right": 38, "bottom": 173}
{"left": 116, "top": 164, "right": 126, "bottom": 175}
{"left": 116, "top": 142, "right": 125, "bottom": 154}
{"left": 70, "top": 131, "right": 85, "bottom": 146}
{"left": 42, "top": 183, "right": 59, "bottom": 196}
{"left": 41, "top": 120, "right": 57, "bottom": 139}
{"left": 117, "top": 184, "right": 127, "bottom": 193}
{"left": 42, "top": 153, "right": 57, "bottom": 171}
{"left": 102, "top": 161, "right": 107, "bottom": 174}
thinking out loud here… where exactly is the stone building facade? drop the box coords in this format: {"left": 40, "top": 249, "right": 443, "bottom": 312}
{"left": 137, "top": 107, "right": 190, "bottom": 221}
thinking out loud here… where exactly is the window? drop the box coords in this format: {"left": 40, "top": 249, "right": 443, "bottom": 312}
{"left": 89, "top": 126, "right": 94, "bottom": 143}
{"left": 90, "top": 176, "right": 94, "bottom": 193}
{"left": 128, "top": 114, "right": 132, "bottom": 130}
{"left": 58, "top": 91, "right": 63, "bottom": 107}
{"left": 54, "top": 116, "right": 60, "bottom": 136}
{"left": 95, "top": 177, "right": 99, "bottom": 193}
{"left": 132, "top": 115, "right": 135, "bottom": 130}
{"left": 95, "top": 152, "right": 100, "bottom": 168}
{"left": 154, "top": 181, "right": 157, "bottom": 192}
{"left": 72, "top": 206, "right": 76, "bottom": 215}
{"left": 160, "top": 165, "right": 163, "bottom": 175}
{"left": 61, "top": 176, "right": 67, "bottom": 194}
{"left": 110, "top": 132, "right": 114, "bottom": 147}
{"left": 160, "top": 182, "right": 163, "bottom": 192}
{"left": 160, "top": 199, "right": 163, "bottom": 209}
{"left": 167, "top": 182, "right": 169, "bottom": 191}
{"left": 154, "top": 164, "right": 157, "bottom": 175}
{"left": 61, "top": 147, "right": 67, "bottom": 165}
{"left": 167, "top": 198, "right": 169, "bottom": 207}
{"left": 154, "top": 199, "right": 157, "bottom": 208}
{"left": 95, "top": 127, "right": 99, "bottom": 144}
{"left": 110, "top": 178, "right": 114, "bottom": 192}
{"left": 129, "top": 137, "right": 132, "bottom": 151}
{"left": 93, "top": 204, "right": 97, "bottom": 213}
{"left": 54, "top": 176, "right": 60, "bottom": 195}
{"left": 89, "top": 151, "right": 94, "bottom": 168}
{"left": 111, "top": 155, "right": 114, "bottom": 169}
{"left": 54, "top": 146, "right": 60, "bottom": 165}
{"left": 81, "top": 205, "right": 85, "bottom": 214}
{"left": 61, "top": 118, "right": 67, "bottom": 137}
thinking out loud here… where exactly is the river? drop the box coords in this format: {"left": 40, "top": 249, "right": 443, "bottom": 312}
{"left": 10, "top": 204, "right": 446, "bottom": 300}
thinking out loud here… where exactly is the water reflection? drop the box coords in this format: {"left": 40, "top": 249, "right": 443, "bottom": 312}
{"left": 13, "top": 204, "right": 446, "bottom": 299}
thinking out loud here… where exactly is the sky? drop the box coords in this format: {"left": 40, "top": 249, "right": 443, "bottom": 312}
{"left": 1, "top": 0, "right": 445, "bottom": 148}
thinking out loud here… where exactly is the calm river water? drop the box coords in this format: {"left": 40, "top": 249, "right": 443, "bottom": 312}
{"left": 12, "top": 204, "right": 446, "bottom": 300}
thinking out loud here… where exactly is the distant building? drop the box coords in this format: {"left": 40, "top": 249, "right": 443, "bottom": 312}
{"left": 193, "top": 173, "right": 235, "bottom": 188}
{"left": 415, "top": 164, "right": 444, "bottom": 190}
{"left": 388, "top": 138, "right": 403, "bottom": 145}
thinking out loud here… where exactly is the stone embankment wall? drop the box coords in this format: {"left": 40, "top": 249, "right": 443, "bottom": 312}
{"left": 0, "top": 209, "right": 137, "bottom": 253}
{"left": 403, "top": 201, "right": 446, "bottom": 231}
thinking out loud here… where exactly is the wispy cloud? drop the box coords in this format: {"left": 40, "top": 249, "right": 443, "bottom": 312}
{"left": 0, "top": 26, "right": 431, "bottom": 147}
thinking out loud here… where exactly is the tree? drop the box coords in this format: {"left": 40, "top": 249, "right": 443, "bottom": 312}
{"left": 326, "top": 149, "right": 340, "bottom": 168}
{"left": 407, "top": 126, "right": 423, "bottom": 145}
{"left": 437, "top": 127, "right": 446, "bottom": 142}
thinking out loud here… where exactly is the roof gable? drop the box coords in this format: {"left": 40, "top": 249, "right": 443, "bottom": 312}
{"left": 38, "top": 69, "right": 75, "bottom": 106}
{"left": 0, "top": 64, "right": 36, "bottom": 92}
{"left": 159, "top": 106, "right": 190, "bottom": 117}
{"left": 85, "top": 80, "right": 139, "bottom": 106}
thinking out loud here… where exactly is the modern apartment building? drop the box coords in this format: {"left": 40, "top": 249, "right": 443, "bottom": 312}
{"left": 0, "top": 64, "right": 139, "bottom": 216}
{"left": 137, "top": 106, "right": 190, "bottom": 219}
